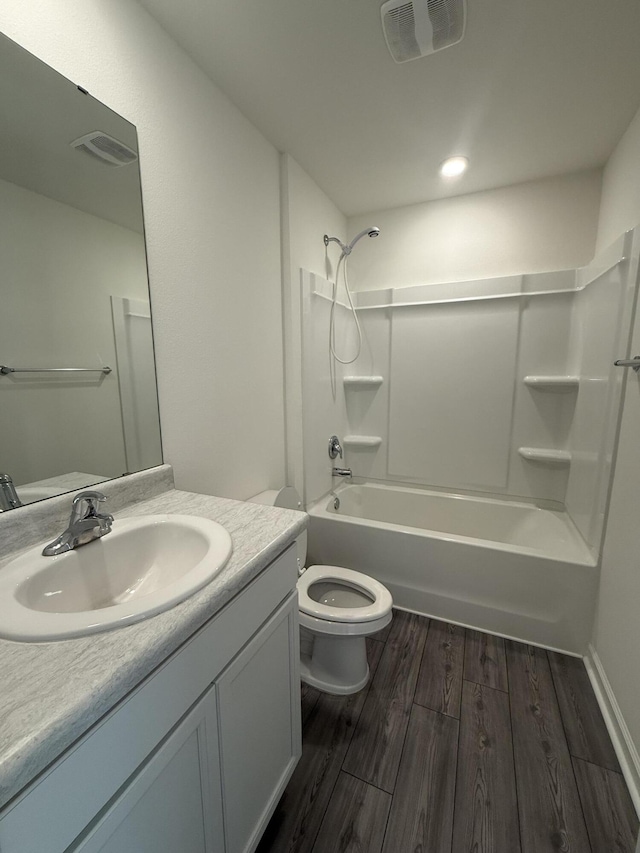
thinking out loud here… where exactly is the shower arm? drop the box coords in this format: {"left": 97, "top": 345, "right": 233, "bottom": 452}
{"left": 324, "top": 234, "right": 351, "bottom": 255}
{"left": 324, "top": 227, "right": 380, "bottom": 256}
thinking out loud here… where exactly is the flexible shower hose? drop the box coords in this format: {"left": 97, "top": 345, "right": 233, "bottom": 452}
{"left": 329, "top": 251, "right": 363, "bottom": 364}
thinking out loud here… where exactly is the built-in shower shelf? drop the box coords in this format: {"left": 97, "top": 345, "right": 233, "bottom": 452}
{"left": 343, "top": 375, "right": 384, "bottom": 388}
{"left": 523, "top": 375, "right": 579, "bottom": 392}
{"left": 518, "top": 447, "right": 571, "bottom": 466}
{"left": 343, "top": 435, "right": 383, "bottom": 449}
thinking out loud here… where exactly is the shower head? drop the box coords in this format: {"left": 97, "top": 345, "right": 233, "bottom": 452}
{"left": 349, "top": 227, "right": 380, "bottom": 249}
{"left": 323, "top": 226, "right": 380, "bottom": 255}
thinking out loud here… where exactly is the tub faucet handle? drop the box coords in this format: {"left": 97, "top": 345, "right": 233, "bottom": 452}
{"left": 328, "top": 435, "right": 343, "bottom": 459}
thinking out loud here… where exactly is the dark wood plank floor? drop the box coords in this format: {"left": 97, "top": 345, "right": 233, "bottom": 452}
{"left": 452, "top": 680, "right": 520, "bottom": 852}
{"left": 257, "top": 610, "right": 639, "bottom": 853}
{"left": 415, "top": 620, "right": 464, "bottom": 718}
{"left": 342, "top": 611, "right": 428, "bottom": 792}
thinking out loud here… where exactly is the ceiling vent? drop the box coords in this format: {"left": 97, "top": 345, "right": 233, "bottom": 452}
{"left": 70, "top": 131, "right": 138, "bottom": 166}
{"left": 381, "top": 0, "right": 466, "bottom": 64}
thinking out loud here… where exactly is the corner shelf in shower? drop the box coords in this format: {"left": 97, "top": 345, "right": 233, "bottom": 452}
{"left": 343, "top": 435, "right": 383, "bottom": 449}
{"left": 518, "top": 447, "right": 571, "bottom": 466}
{"left": 523, "top": 375, "right": 579, "bottom": 392}
{"left": 343, "top": 376, "right": 384, "bottom": 389}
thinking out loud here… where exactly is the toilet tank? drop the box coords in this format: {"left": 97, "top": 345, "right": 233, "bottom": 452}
{"left": 247, "top": 488, "right": 307, "bottom": 570}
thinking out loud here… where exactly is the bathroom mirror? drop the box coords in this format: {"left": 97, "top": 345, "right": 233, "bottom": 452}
{"left": 0, "top": 32, "right": 162, "bottom": 510}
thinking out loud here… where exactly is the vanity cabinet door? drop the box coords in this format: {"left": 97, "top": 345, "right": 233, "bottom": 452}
{"left": 217, "top": 591, "right": 301, "bottom": 853}
{"left": 70, "top": 684, "right": 224, "bottom": 853}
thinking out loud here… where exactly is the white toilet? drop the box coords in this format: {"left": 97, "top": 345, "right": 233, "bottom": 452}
{"left": 249, "top": 488, "right": 393, "bottom": 695}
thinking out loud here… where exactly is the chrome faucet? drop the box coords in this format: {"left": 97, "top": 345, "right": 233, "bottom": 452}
{"left": 0, "top": 473, "right": 22, "bottom": 511}
{"left": 332, "top": 467, "right": 352, "bottom": 478}
{"left": 42, "top": 491, "right": 114, "bottom": 556}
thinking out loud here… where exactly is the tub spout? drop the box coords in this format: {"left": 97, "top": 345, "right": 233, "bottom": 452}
{"left": 332, "top": 467, "right": 352, "bottom": 478}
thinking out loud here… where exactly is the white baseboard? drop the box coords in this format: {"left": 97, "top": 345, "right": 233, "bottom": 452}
{"left": 584, "top": 644, "right": 640, "bottom": 819}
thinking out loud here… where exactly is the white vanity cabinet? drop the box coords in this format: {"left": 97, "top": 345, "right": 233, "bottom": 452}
{"left": 71, "top": 683, "right": 223, "bottom": 853}
{"left": 0, "top": 543, "right": 301, "bottom": 853}
{"left": 217, "top": 597, "right": 300, "bottom": 853}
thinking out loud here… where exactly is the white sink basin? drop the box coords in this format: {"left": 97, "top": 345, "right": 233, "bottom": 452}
{"left": 0, "top": 515, "right": 233, "bottom": 642}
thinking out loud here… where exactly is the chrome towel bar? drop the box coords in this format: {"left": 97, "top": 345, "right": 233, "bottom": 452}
{"left": 614, "top": 356, "right": 640, "bottom": 374}
{"left": 0, "top": 365, "right": 111, "bottom": 375}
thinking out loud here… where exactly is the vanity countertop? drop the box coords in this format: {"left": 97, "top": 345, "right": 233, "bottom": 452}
{"left": 0, "top": 488, "right": 307, "bottom": 811}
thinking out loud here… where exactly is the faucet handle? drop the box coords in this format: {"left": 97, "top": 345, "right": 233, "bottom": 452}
{"left": 328, "top": 435, "right": 343, "bottom": 459}
{"left": 70, "top": 490, "right": 110, "bottom": 523}
{"left": 0, "top": 473, "right": 22, "bottom": 510}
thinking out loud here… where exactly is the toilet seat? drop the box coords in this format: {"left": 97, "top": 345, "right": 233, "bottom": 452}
{"left": 249, "top": 487, "right": 394, "bottom": 693}
{"left": 298, "top": 565, "right": 392, "bottom": 624}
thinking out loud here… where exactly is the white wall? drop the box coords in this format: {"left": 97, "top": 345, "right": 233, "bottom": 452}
{"left": 0, "top": 178, "right": 147, "bottom": 484}
{"left": 280, "top": 154, "right": 346, "bottom": 499}
{"left": 347, "top": 170, "right": 602, "bottom": 290}
{"left": 591, "top": 284, "right": 640, "bottom": 809}
{"left": 0, "top": 0, "right": 285, "bottom": 501}
{"left": 597, "top": 107, "right": 640, "bottom": 251}
{"left": 590, "top": 101, "right": 640, "bottom": 801}
{"left": 281, "top": 155, "right": 346, "bottom": 288}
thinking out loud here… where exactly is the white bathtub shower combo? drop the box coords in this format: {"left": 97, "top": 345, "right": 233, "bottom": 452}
{"left": 292, "top": 228, "right": 640, "bottom": 659}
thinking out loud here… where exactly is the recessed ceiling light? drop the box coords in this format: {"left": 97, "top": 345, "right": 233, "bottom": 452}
{"left": 439, "top": 156, "right": 469, "bottom": 178}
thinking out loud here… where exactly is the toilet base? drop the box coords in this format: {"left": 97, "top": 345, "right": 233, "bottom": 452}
{"left": 300, "top": 633, "right": 370, "bottom": 695}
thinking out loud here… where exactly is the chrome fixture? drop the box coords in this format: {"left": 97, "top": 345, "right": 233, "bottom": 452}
{"left": 1, "top": 365, "right": 111, "bottom": 375}
{"left": 333, "top": 495, "right": 341, "bottom": 510}
{"left": 42, "top": 491, "right": 114, "bottom": 556}
{"left": 614, "top": 355, "right": 640, "bottom": 374}
{"left": 323, "top": 227, "right": 380, "bottom": 257}
{"left": 332, "top": 467, "right": 352, "bottom": 478}
{"left": 328, "top": 435, "right": 343, "bottom": 459}
{"left": 324, "top": 227, "right": 380, "bottom": 366}
{"left": 0, "top": 474, "right": 22, "bottom": 511}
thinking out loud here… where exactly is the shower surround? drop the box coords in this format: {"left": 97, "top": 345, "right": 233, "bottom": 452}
{"left": 297, "top": 229, "right": 640, "bottom": 652}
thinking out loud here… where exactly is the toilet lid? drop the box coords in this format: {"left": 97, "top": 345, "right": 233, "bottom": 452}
{"left": 298, "top": 565, "right": 393, "bottom": 624}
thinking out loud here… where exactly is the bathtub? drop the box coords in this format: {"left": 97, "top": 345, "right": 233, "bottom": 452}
{"left": 307, "top": 481, "right": 598, "bottom": 654}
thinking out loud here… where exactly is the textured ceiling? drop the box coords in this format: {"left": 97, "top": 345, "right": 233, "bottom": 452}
{"left": 140, "top": 0, "right": 640, "bottom": 216}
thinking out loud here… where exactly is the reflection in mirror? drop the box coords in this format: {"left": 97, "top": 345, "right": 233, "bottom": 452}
{"left": 0, "top": 33, "right": 162, "bottom": 510}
